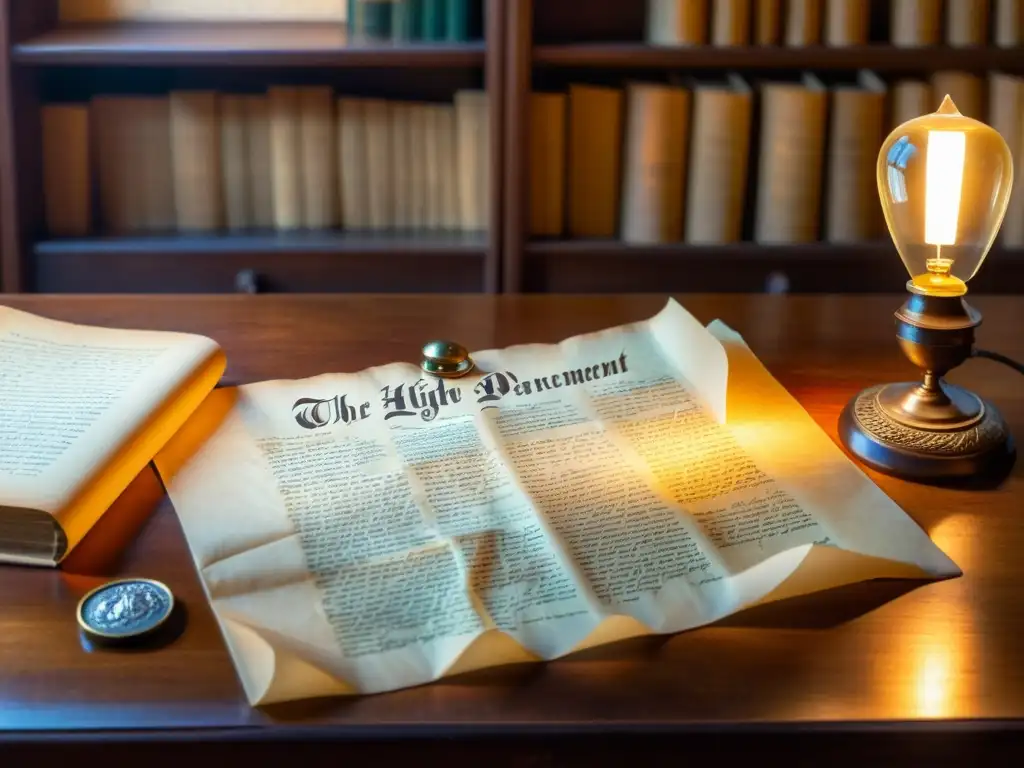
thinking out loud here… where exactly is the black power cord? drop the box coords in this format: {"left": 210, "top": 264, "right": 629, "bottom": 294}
{"left": 973, "top": 349, "right": 1024, "bottom": 377}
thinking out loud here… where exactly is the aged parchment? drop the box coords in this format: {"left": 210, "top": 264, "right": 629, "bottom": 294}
{"left": 155, "top": 299, "right": 958, "bottom": 704}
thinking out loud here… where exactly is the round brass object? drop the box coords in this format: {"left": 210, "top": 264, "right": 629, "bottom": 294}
{"left": 76, "top": 578, "right": 175, "bottom": 643}
{"left": 421, "top": 340, "right": 475, "bottom": 378}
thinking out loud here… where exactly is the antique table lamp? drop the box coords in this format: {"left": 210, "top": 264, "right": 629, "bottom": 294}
{"left": 839, "top": 96, "right": 1017, "bottom": 481}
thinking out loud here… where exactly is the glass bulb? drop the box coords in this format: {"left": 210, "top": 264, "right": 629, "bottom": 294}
{"left": 877, "top": 95, "right": 1015, "bottom": 296}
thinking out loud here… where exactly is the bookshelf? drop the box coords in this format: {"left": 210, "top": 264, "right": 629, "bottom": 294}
{"left": 0, "top": 1, "right": 504, "bottom": 293}
{"left": 503, "top": 0, "right": 1024, "bottom": 294}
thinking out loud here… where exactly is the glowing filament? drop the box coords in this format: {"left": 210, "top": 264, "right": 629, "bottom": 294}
{"left": 924, "top": 130, "right": 966, "bottom": 248}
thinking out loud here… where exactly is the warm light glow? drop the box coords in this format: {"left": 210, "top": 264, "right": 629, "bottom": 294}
{"left": 916, "top": 645, "right": 952, "bottom": 718}
{"left": 923, "top": 131, "right": 965, "bottom": 247}
{"left": 876, "top": 95, "right": 1015, "bottom": 297}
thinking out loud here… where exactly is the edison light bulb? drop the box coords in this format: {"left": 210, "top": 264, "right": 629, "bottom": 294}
{"left": 878, "top": 95, "right": 1014, "bottom": 296}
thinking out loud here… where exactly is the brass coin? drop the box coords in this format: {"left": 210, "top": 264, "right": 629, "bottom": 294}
{"left": 76, "top": 578, "right": 175, "bottom": 642}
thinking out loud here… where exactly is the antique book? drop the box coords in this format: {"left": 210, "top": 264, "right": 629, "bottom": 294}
{"left": 755, "top": 0, "right": 782, "bottom": 43}
{"left": 268, "top": 87, "right": 304, "bottom": 230}
{"left": 0, "top": 307, "right": 225, "bottom": 567}
{"left": 433, "top": 105, "right": 460, "bottom": 230}
{"left": 424, "top": 104, "right": 444, "bottom": 229}
{"left": 712, "top": 0, "right": 750, "bottom": 45}
{"left": 685, "top": 75, "right": 753, "bottom": 244}
{"left": 364, "top": 100, "right": 393, "bottom": 231}
{"left": 92, "top": 96, "right": 175, "bottom": 234}
{"left": 891, "top": 0, "right": 941, "bottom": 46}
{"left": 245, "top": 95, "right": 276, "bottom": 229}
{"left": 620, "top": 82, "right": 690, "bottom": 245}
{"left": 784, "top": 0, "right": 822, "bottom": 46}
{"left": 946, "top": 0, "right": 988, "bottom": 46}
{"left": 647, "top": 0, "right": 708, "bottom": 45}
{"left": 754, "top": 74, "right": 828, "bottom": 243}
{"left": 455, "top": 90, "right": 490, "bottom": 232}
{"left": 170, "top": 91, "right": 224, "bottom": 232}
{"left": 42, "top": 104, "right": 91, "bottom": 237}
{"left": 568, "top": 84, "right": 624, "bottom": 238}
{"left": 220, "top": 95, "right": 252, "bottom": 231}
{"left": 156, "top": 298, "right": 959, "bottom": 704}
{"left": 338, "top": 98, "right": 369, "bottom": 230}
{"left": 529, "top": 92, "right": 568, "bottom": 237}
{"left": 390, "top": 102, "right": 414, "bottom": 229}
{"left": 298, "top": 87, "right": 338, "bottom": 230}
{"left": 824, "top": 0, "right": 869, "bottom": 45}
{"left": 995, "top": 0, "right": 1022, "bottom": 47}
{"left": 825, "top": 71, "right": 886, "bottom": 243}
{"left": 409, "top": 102, "right": 431, "bottom": 229}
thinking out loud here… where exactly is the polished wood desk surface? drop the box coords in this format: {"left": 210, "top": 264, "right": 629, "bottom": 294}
{"left": 3, "top": 294, "right": 1024, "bottom": 749}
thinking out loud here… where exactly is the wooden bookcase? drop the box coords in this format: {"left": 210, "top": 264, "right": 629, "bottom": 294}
{"left": 502, "top": 0, "right": 1024, "bottom": 294}
{"left": 2, "top": 1, "right": 1023, "bottom": 295}
{"left": 0, "top": 0, "right": 505, "bottom": 293}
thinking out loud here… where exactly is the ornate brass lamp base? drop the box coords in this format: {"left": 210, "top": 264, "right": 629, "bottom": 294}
{"left": 838, "top": 288, "right": 1016, "bottom": 482}
{"left": 839, "top": 382, "right": 1014, "bottom": 481}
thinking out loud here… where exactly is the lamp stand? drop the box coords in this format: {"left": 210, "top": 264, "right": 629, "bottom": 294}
{"left": 838, "top": 287, "right": 1015, "bottom": 482}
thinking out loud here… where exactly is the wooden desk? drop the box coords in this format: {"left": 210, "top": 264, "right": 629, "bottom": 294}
{"left": 3, "top": 294, "right": 1024, "bottom": 764}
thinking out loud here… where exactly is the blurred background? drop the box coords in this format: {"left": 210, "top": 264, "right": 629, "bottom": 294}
{"left": 0, "top": 0, "right": 1021, "bottom": 295}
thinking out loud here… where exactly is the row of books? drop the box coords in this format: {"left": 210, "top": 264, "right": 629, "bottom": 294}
{"left": 42, "top": 89, "right": 490, "bottom": 237}
{"left": 349, "top": 0, "right": 483, "bottom": 42}
{"left": 648, "top": 0, "right": 1023, "bottom": 48}
{"left": 530, "top": 71, "right": 1024, "bottom": 246}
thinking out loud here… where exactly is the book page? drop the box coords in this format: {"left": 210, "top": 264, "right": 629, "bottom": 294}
{"left": 156, "top": 299, "right": 958, "bottom": 705}
{"left": 0, "top": 306, "right": 223, "bottom": 551}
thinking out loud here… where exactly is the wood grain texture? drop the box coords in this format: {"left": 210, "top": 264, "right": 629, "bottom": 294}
{"left": 2, "top": 294, "right": 1024, "bottom": 762}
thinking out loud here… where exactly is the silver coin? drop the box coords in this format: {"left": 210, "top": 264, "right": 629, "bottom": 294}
{"left": 77, "top": 578, "right": 175, "bottom": 641}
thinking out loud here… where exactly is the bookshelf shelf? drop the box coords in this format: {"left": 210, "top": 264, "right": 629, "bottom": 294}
{"left": 12, "top": 23, "right": 487, "bottom": 67}
{"left": 33, "top": 232, "right": 488, "bottom": 293}
{"left": 523, "top": 242, "right": 1024, "bottom": 294}
{"left": 533, "top": 43, "right": 1024, "bottom": 73}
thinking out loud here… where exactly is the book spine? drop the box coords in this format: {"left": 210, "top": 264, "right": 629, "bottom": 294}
{"left": 364, "top": 100, "right": 393, "bottom": 230}
{"left": 245, "top": 95, "right": 275, "bottom": 228}
{"left": 529, "top": 93, "right": 567, "bottom": 237}
{"left": 995, "top": 0, "right": 1022, "bottom": 47}
{"left": 220, "top": 95, "right": 252, "bottom": 231}
{"left": 42, "top": 104, "right": 91, "bottom": 236}
{"left": 685, "top": 84, "right": 753, "bottom": 244}
{"left": 755, "top": 0, "right": 782, "bottom": 43}
{"left": 647, "top": 0, "right": 708, "bottom": 45}
{"left": 360, "top": 0, "right": 394, "bottom": 40}
{"left": 784, "top": 0, "right": 822, "bottom": 46}
{"left": 169, "top": 91, "right": 223, "bottom": 231}
{"left": 338, "top": 98, "right": 368, "bottom": 229}
{"left": 447, "top": 0, "right": 469, "bottom": 41}
{"left": 620, "top": 83, "right": 690, "bottom": 245}
{"left": 567, "top": 85, "right": 624, "bottom": 238}
{"left": 891, "top": 0, "right": 941, "bottom": 46}
{"left": 392, "top": 0, "right": 415, "bottom": 41}
{"left": 824, "top": 0, "right": 869, "bottom": 46}
{"left": 422, "top": 0, "right": 447, "bottom": 40}
{"left": 946, "top": 0, "right": 988, "bottom": 46}
{"left": 825, "top": 80, "right": 886, "bottom": 242}
{"left": 299, "top": 87, "right": 339, "bottom": 229}
{"left": 754, "top": 80, "right": 828, "bottom": 243}
{"left": 712, "top": 0, "right": 750, "bottom": 45}
{"left": 268, "top": 87, "right": 304, "bottom": 230}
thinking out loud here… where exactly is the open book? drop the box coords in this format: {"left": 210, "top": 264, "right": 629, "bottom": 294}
{"left": 0, "top": 306, "right": 225, "bottom": 566}
{"left": 156, "top": 299, "right": 959, "bottom": 705}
